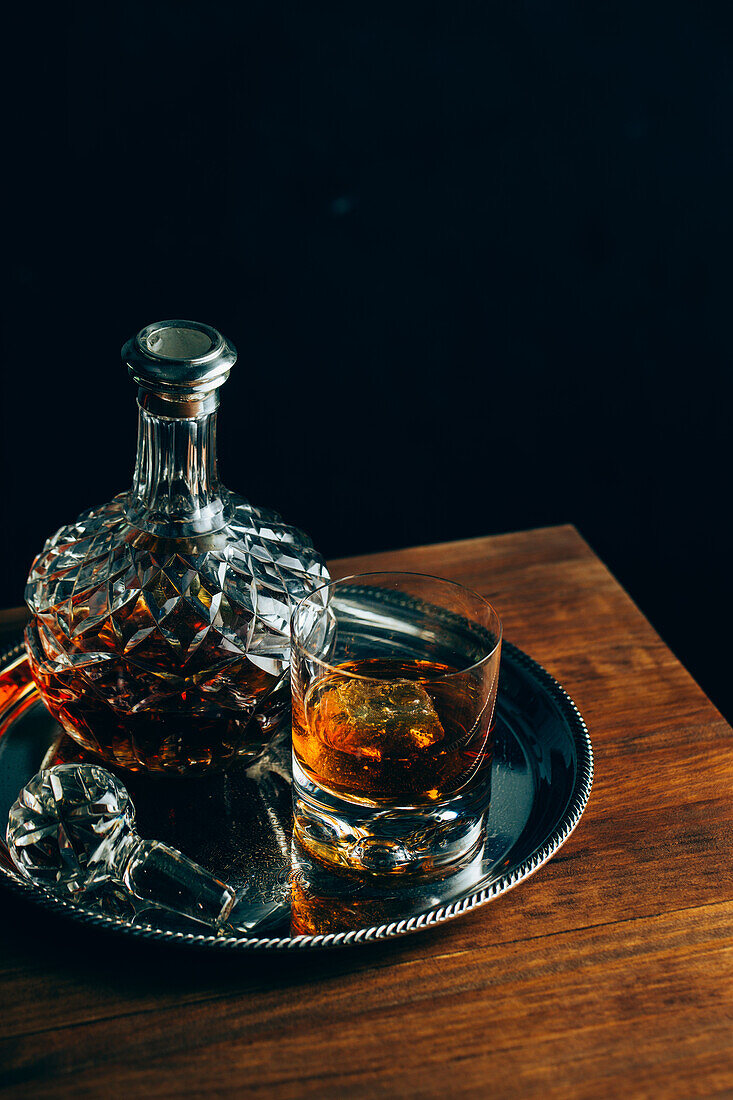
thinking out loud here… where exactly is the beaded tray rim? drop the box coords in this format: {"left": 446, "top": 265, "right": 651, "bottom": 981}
{"left": 0, "top": 638, "right": 594, "bottom": 952}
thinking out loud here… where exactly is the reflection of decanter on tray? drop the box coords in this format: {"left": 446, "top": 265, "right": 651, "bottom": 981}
{"left": 24, "top": 320, "right": 328, "bottom": 776}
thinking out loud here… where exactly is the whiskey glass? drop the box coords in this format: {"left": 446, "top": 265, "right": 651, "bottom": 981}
{"left": 291, "top": 573, "right": 502, "bottom": 875}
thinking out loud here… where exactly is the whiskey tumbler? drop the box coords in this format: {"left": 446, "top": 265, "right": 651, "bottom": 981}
{"left": 291, "top": 573, "right": 502, "bottom": 875}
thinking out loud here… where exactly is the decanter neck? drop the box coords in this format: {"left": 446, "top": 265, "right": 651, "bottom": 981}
{"left": 126, "top": 402, "right": 228, "bottom": 536}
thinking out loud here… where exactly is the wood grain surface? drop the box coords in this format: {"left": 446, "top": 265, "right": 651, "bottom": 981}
{"left": 1, "top": 525, "right": 731, "bottom": 1099}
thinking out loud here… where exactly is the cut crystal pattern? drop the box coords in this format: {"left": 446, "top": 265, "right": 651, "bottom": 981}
{"left": 7, "top": 764, "right": 133, "bottom": 895}
{"left": 26, "top": 493, "right": 328, "bottom": 774}
{"left": 7, "top": 764, "right": 237, "bottom": 928}
{"left": 25, "top": 320, "right": 329, "bottom": 775}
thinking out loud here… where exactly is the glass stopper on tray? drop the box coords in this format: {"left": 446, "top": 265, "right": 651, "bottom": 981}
{"left": 6, "top": 764, "right": 237, "bottom": 929}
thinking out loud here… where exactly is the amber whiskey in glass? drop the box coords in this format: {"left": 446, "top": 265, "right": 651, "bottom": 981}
{"left": 293, "top": 657, "right": 493, "bottom": 805}
{"left": 290, "top": 574, "right": 502, "bottom": 873}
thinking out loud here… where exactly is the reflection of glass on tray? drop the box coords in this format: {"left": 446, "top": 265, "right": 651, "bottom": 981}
{"left": 0, "top": 632, "right": 593, "bottom": 950}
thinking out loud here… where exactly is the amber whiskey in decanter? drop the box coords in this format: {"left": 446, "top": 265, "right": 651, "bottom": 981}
{"left": 25, "top": 320, "right": 328, "bottom": 775}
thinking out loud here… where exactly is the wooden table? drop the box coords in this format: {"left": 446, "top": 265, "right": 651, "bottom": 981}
{"left": 1, "top": 526, "right": 731, "bottom": 1098}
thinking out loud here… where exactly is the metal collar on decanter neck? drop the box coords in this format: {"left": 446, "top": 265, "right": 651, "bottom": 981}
{"left": 122, "top": 320, "right": 237, "bottom": 417}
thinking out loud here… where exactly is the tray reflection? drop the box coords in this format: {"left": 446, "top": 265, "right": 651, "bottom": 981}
{"left": 0, "top": 640, "right": 590, "bottom": 948}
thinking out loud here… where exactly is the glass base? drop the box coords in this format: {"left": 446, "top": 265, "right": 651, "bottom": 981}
{"left": 292, "top": 758, "right": 491, "bottom": 876}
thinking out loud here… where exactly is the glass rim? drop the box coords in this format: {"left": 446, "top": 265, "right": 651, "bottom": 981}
{"left": 290, "top": 570, "right": 503, "bottom": 680}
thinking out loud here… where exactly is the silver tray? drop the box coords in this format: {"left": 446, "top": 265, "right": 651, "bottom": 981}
{"left": 0, "top": 637, "right": 593, "bottom": 951}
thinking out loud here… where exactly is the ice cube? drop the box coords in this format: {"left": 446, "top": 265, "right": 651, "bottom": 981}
{"left": 311, "top": 676, "right": 445, "bottom": 761}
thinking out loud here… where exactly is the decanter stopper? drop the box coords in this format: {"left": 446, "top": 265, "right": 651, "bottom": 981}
{"left": 7, "top": 764, "right": 236, "bottom": 929}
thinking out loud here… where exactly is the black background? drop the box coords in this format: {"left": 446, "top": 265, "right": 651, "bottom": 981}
{"left": 3, "top": 2, "right": 732, "bottom": 717}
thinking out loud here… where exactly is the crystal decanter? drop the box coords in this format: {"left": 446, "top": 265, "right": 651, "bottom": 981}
{"left": 25, "top": 320, "right": 328, "bottom": 775}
